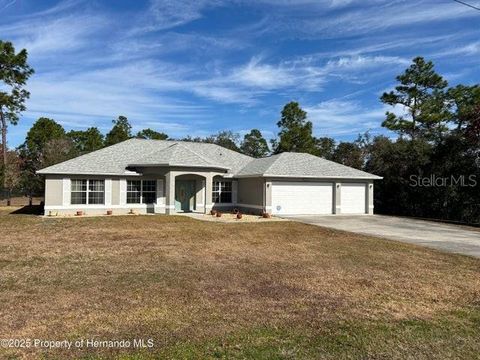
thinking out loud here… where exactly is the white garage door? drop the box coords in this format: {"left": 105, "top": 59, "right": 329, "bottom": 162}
{"left": 341, "top": 183, "right": 366, "bottom": 214}
{"left": 271, "top": 181, "right": 333, "bottom": 215}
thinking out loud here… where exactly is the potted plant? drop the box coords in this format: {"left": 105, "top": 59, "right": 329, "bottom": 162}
{"left": 236, "top": 212, "right": 243, "bottom": 220}
{"left": 106, "top": 210, "right": 113, "bottom": 216}
{"left": 216, "top": 211, "right": 222, "bottom": 218}
{"left": 76, "top": 210, "right": 83, "bottom": 216}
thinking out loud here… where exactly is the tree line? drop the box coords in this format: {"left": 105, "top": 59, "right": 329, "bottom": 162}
{"left": 1, "top": 40, "right": 479, "bottom": 223}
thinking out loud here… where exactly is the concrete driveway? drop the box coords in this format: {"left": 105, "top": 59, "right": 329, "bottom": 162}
{"left": 282, "top": 215, "right": 480, "bottom": 258}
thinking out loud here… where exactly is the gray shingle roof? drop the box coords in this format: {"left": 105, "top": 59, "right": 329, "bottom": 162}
{"left": 236, "top": 152, "right": 382, "bottom": 179}
{"left": 128, "top": 143, "right": 229, "bottom": 169}
{"left": 37, "top": 138, "right": 252, "bottom": 175}
{"left": 37, "top": 139, "right": 381, "bottom": 180}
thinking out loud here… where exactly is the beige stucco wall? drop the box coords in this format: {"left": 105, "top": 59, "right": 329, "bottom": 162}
{"left": 237, "top": 177, "right": 264, "bottom": 207}
{"left": 44, "top": 169, "right": 376, "bottom": 216}
{"left": 111, "top": 179, "right": 120, "bottom": 206}
{"left": 45, "top": 176, "right": 63, "bottom": 206}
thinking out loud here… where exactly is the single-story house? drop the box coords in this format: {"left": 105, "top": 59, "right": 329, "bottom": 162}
{"left": 37, "top": 139, "right": 382, "bottom": 216}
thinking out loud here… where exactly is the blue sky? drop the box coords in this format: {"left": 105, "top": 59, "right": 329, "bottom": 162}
{"left": 1, "top": 0, "right": 479, "bottom": 147}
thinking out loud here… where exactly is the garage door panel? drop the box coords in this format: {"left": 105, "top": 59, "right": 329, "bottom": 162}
{"left": 272, "top": 182, "right": 333, "bottom": 215}
{"left": 341, "top": 183, "right": 366, "bottom": 214}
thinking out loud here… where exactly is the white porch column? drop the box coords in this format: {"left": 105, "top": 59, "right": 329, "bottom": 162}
{"left": 155, "top": 179, "right": 165, "bottom": 214}
{"left": 205, "top": 173, "right": 213, "bottom": 213}
{"left": 264, "top": 179, "right": 272, "bottom": 214}
{"left": 165, "top": 171, "right": 176, "bottom": 214}
{"left": 104, "top": 179, "right": 112, "bottom": 206}
{"left": 62, "top": 178, "right": 71, "bottom": 206}
{"left": 334, "top": 182, "right": 341, "bottom": 214}
{"left": 367, "top": 182, "right": 374, "bottom": 215}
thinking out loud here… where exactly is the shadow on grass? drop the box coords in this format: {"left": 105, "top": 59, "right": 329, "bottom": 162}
{"left": 9, "top": 205, "right": 44, "bottom": 215}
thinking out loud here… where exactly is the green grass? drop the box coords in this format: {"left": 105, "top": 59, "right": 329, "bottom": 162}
{"left": 71, "top": 309, "right": 480, "bottom": 360}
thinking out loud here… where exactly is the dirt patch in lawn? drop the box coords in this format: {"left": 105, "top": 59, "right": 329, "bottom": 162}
{"left": 0, "top": 209, "right": 479, "bottom": 359}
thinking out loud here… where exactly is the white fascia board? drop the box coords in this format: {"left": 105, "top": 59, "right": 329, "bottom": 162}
{"left": 36, "top": 171, "right": 141, "bottom": 176}
{"left": 128, "top": 163, "right": 230, "bottom": 170}
{"left": 234, "top": 174, "right": 383, "bottom": 180}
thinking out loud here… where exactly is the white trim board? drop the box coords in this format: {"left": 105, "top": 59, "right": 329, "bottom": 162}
{"left": 45, "top": 204, "right": 166, "bottom": 210}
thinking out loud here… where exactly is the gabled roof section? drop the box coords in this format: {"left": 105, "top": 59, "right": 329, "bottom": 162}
{"left": 37, "top": 139, "right": 163, "bottom": 175}
{"left": 128, "top": 143, "right": 229, "bottom": 170}
{"left": 237, "top": 152, "right": 382, "bottom": 179}
{"left": 37, "top": 138, "right": 253, "bottom": 175}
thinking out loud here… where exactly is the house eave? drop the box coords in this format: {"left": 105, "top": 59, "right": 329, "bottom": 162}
{"left": 128, "top": 163, "right": 230, "bottom": 170}
{"left": 234, "top": 173, "right": 383, "bottom": 180}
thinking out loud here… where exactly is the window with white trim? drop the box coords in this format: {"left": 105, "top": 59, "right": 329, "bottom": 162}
{"left": 127, "top": 180, "right": 157, "bottom": 204}
{"left": 212, "top": 181, "right": 232, "bottom": 203}
{"left": 71, "top": 179, "right": 105, "bottom": 205}
{"left": 127, "top": 180, "right": 141, "bottom": 204}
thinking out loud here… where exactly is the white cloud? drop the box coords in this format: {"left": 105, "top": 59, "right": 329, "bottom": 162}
{"left": 262, "top": 0, "right": 478, "bottom": 38}
{"left": 0, "top": 12, "right": 109, "bottom": 57}
{"left": 131, "top": 0, "right": 224, "bottom": 34}
{"left": 433, "top": 41, "right": 480, "bottom": 58}
{"left": 232, "top": 57, "right": 297, "bottom": 89}
{"left": 23, "top": 60, "right": 212, "bottom": 137}
{"left": 325, "top": 55, "right": 409, "bottom": 70}
{"left": 305, "top": 100, "right": 388, "bottom": 136}
{"left": 109, "top": 32, "right": 245, "bottom": 63}
{"left": 19, "top": 0, "right": 86, "bottom": 18}
{"left": 0, "top": 0, "right": 16, "bottom": 12}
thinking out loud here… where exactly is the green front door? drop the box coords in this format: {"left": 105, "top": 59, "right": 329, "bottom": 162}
{"left": 175, "top": 180, "right": 196, "bottom": 212}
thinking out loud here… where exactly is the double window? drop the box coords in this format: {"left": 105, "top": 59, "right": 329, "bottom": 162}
{"left": 127, "top": 180, "right": 157, "bottom": 204}
{"left": 71, "top": 179, "right": 105, "bottom": 205}
{"left": 212, "top": 181, "right": 232, "bottom": 203}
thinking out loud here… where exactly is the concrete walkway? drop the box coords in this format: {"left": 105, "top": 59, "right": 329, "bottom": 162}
{"left": 282, "top": 215, "right": 480, "bottom": 258}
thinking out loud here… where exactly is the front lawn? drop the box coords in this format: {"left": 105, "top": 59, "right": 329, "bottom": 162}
{"left": 0, "top": 209, "right": 479, "bottom": 359}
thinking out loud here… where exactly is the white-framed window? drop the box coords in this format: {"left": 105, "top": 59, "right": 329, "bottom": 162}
{"left": 71, "top": 179, "right": 105, "bottom": 205}
{"left": 127, "top": 180, "right": 141, "bottom": 204}
{"left": 127, "top": 180, "right": 157, "bottom": 204}
{"left": 212, "top": 181, "right": 232, "bottom": 203}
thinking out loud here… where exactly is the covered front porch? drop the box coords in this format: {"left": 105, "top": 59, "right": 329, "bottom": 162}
{"left": 164, "top": 170, "right": 237, "bottom": 215}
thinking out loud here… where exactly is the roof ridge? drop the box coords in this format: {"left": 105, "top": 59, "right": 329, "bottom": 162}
{"left": 132, "top": 138, "right": 254, "bottom": 160}
{"left": 236, "top": 152, "right": 282, "bottom": 176}
{"left": 128, "top": 141, "right": 178, "bottom": 163}
{"left": 301, "top": 152, "right": 374, "bottom": 176}
{"left": 262, "top": 152, "right": 284, "bottom": 175}
{"left": 173, "top": 142, "right": 218, "bottom": 167}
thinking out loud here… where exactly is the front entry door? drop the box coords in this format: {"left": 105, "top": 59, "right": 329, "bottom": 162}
{"left": 175, "top": 180, "right": 196, "bottom": 212}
